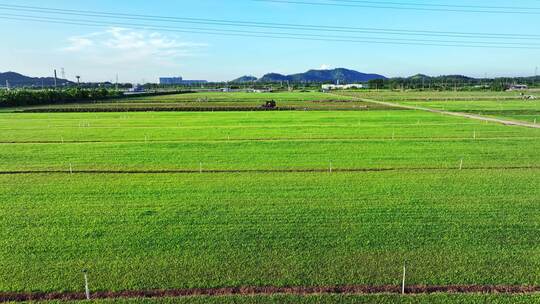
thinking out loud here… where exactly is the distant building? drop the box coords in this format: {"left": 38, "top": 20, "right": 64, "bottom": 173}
{"left": 321, "top": 84, "right": 365, "bottom": 91}
{"left": 509, "top": 84, "right": 528, "bottom": 90}
{"left": 128, "top": 84, "right": 145, "bottom": 93}
{"left": 159, "top": 76, "right": 208, "bottom": 85}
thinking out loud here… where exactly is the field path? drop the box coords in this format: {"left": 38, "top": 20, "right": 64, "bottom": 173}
{"left": 2, "top": 285, "right": 540, "bottom": 302}
{"left": 334, "top": 94, "right": 540, "bottom": 129}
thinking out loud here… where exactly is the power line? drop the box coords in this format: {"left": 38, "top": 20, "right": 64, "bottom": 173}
{"left": 2, "top": 14, "right": 540, "bottom": 50}
{"left": 0, "top": 3, "right": 539, "bottom": 40}
{"left": 253, "top": 0, "right": 540, "bottom": 15}
{"left": 3, "top": 12, "right": 540, "bottom": 46}
{"left": 322, "top": 0, "right": 540, "bottom": 11}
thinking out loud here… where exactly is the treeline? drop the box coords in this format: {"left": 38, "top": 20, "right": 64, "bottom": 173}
{"left": 368, "top": 76, "right": 540, "bottom": 91}
{"left": 0, "top": 88, "right": 123, "bottom": 107}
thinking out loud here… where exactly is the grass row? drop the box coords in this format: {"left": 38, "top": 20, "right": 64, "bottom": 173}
{"left": 0, "top": 138, "right": 538, "bottom": 171}
{"left": 397, "top": 100, "right": 540, "bottom": 124}
{"left": 1, "top": 169, "right": 540, "bottom": 293}
{"left": 0, "top": 111, "right": 538, "bottom": 172}
{"left": 0, "top": 111, "right": 538, "bottom": 143}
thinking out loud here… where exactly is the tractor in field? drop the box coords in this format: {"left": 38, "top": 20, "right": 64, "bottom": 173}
{"left": 261, "top": 100, "right": 277, "bottom": 109}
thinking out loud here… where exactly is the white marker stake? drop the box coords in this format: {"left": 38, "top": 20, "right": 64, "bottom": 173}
{"left": 83, "top": 270, "right": 90, "bottom": 300}
{"left": 61, "top": 136, "right": 64, "bottom": 144}
{"left": 474, "top": 131, "right": 477, "bottom": 140}
{"left": 69, "top": 163, "right": 73, "bottom": 174}
{"left": 329, "top": 162, "right": 333, "bottom": 173}
{"left": 402, "top": 263, "right": 406, "bottom": 295}
{"left": 460, "top": 159, "right": 463, "bottom": 170}
{"left": 199, "top": 162, "right": 202, "bottom": 174}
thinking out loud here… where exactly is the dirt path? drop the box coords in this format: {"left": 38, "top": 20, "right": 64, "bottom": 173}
{"left": 2, "top": 285, "right": 540, "bottom": 302}
{"left": 0, "top": 166, "right": 538, "bottom": 175}
{"left": 335, "top": 94, "right": 540, "bottom": 129}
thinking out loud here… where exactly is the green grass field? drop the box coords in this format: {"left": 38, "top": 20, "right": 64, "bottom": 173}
{"left": 398, "top": 100, "right": 540, "bottom": 124}
{"left": 10, "top": 91, "right": 383, "bottom": 112}
{"left": 1, "top": 91, "right": 539, "bottom": 303}
{"left": 338, "top": 90, "right": 540, "bottom": 124}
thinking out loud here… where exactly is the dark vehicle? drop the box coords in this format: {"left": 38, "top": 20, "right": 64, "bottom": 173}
{"left": 261, "top": 100, "right": 277, "bottom": 109}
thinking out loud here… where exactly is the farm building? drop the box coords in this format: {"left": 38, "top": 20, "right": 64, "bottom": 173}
{"left": 509, "top": 84, "right": 528, "bottom": 90}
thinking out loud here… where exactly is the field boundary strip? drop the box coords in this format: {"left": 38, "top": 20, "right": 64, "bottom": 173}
{"left": 0, "top": 136, "right": 539, "bottom": 145}
{"left": 2, "top": 285, "right": 540, "bottom": 302}
{"left": 0, "top": 166, "right": 538, "bottom": 175}
{"left": 333, "top": 93, "right": 540, "bottom": 129}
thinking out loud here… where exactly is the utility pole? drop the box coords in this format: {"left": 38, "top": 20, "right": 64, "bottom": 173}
{"left": 5, "top": 80, "right": 9, "bottom": 90}
{"left": 115, "top": 73, "right": 119, "bottom": 90}
{"left": 76, "top": 76, "right": 81, "bottom": 87}
{"left": 53, "top": 69, "right": 58, "bottom": 88}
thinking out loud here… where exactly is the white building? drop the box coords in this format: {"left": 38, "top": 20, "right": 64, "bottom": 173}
{"left": 322, "top": 84, "right": 365, "bottom": 91}
{"left": 509, "top": 84, "right": 528, "bottom": 90}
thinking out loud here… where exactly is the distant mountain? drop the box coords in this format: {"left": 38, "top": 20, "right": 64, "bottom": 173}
{"left": 408, "top": 74, "right": 431, "bottom": 80}
{"left": 0, "top": 71, "right": 73, "bottom": 88}
{"left": 407, "top": 74, "right": 475, "bottom": 81}
{"left": 231, "top": 75, "right": 258, "bottom": 82}
{"left": 258, "top": 73, "right": 291, "bottom": 82}
{"left": 256, "top": 68, "right": 386, "bottom": 83}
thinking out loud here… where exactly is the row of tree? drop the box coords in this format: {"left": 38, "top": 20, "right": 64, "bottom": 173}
{"left": 368, "top": 75, "right": 540, "bottom": 91}
{"left": 0, "top": 88, "right": 123, "bottom": 107}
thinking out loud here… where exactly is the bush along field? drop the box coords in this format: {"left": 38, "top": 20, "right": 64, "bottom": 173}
{"left": 0, "top": 91, "right": 540, "bottom": 302}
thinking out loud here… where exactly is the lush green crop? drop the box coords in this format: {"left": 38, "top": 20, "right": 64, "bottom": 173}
{"left": 9, "top": 91, "right": 384, "bottom": 112}
{"left": 1, "top": 169, "right": 540, "bottom": 293}
{"left": 1, "top": 93, "right": 539, "bottom": 303}
{"left": 341, "top": 90, "right": 524, "bottom": 102}
{"left": 0, "top": 111, "right": 538, "bottom": 172}
{"left": 398, "top": 100, "right": 540, "bottom": 124}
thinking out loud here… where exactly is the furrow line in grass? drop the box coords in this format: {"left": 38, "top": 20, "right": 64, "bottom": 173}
{"left": 0, "top": 166, "right": 538, "bottom": 175}
{"left": 2, "top": 285, "right": 540, "bottom": 302}
{"left": 0, "top": 136, "right": 538, "bottom": 145}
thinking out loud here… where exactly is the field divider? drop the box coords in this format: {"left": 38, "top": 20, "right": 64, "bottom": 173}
{"left": 0, "top": 166, "right": 539, "bottom": 175}
{"left": 2, "top": 285, "right": 540, "bottom": 302}
{"left": 0, "top": 136, "right": 539, "bottom": 145}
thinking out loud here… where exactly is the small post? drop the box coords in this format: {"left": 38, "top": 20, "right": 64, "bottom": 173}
{"left": 329, "top": 162, "right": 333, "bottom": 173}
{"left": 199, "top": 162, "right": 202, "bottom": 174}
{"left": 69, "top": 163, "right": 73, "bottom": 174}
{"left": 83, "top": 270, "right": 90, "bottom": 300}
{"left": 473, "top": 130, "right": 477, "bottom": 140}
{"left": 61, "top": 136, "right": 64, "bottom": 144}
{"left": 459, "top": 159, "right": 463, "bottom": 170}
{"left": 402, "top": 262, "right": 406, "bottom": 295}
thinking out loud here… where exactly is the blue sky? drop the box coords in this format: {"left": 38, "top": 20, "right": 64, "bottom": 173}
{"left": 0, "top": 0, "right": 539, "bottom": 82}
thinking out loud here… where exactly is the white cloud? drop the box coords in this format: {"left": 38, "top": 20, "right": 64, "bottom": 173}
{"left": 320, "top": 64, "right": 331, "bottom": 70}
{"left": 63, "top": 37, "right": 94, "bottom": 52}
{"left": 61, "top": 27, "right": 207, "bottom": 65}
